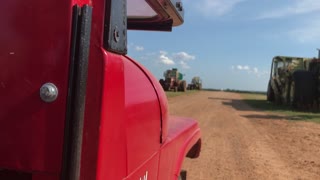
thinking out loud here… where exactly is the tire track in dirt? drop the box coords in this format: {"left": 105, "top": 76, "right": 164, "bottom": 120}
{"left": 168, "top": 91, "right": 320, "bottom": 180}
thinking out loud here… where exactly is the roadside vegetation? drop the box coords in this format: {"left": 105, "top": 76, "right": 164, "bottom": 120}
{"left": 165, "top": 90, "right": 199, "bottom": 98}
{"left": 204, "top": 88, "right": 266, "bottom": 95}
{"left": 241, "top": 93, "right": 320, "bottom": 123}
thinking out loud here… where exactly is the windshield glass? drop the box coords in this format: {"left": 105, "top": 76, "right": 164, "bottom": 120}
{"left": 127, "top": 0, "right": 157, "bottom": 18}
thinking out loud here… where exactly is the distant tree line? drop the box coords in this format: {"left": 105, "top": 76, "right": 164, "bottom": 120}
{"left": 203, "top": 88, "right": 266, "bottom": 95}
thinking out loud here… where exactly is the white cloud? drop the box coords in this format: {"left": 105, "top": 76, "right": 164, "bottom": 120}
{"left": 135, "top": 46, "right": 144, "bottom": 51}
{"left": 159, "top": 51, "right": 175, "bottom": 65}
{"left": 157, "top": 51, "right": 196, "bottom": 69}
{"left": 159, "top": 50, "right": 166, "bottom": 55}
{"left": 179, "top": 61, "right": 191, "bottom": 69}
{"left": 243, "top": 65, "right": 250, "bottom": 70}
{"left": 232, "top": 65, "right": 268, "bottom": 78}
{"left": 194, "top": 0, "right": 246, "bottom": 17}
{"left": 128, "top": 43, "right": 144, "bottom": 52}
{"left": 236, "top": 65, "right": 243, "bottom": 70}
{"left": 173, "top": 52, "right": 196, "bottom": 61}
{"left": 236, "top": 65, "right": 250, "bottom": 70}
{"left": 257, "top": 0, "right": 320, "bottom": 19}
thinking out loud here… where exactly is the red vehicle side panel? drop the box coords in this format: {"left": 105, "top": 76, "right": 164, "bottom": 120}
{"left": 94, "top": 51, "right": 162, "bottom": 180}
{"left": 72, "top": 0, "right": 91, "bottom": 6}
{"left": 95, "top": 52, "right": 127, "bottom": 180}
{"left": 124, "top": 58, "right": 202, "bottom": 180}
{"left": 123, "top": 152, "right": 159, "bottom": 180}
{"left": 0, "top": 0, "right": 73, "bottom": 173}
{"left": 158, "top": 117, "right": 201, "bottom": 180}
{"left": 124, "top": 57, "right": 161, "bottom": 173}
{"left": 0, "top": 0, "right": 201, "bottom": 179}
{"left": 125, "top": 56, "right": 169, "bottom": 142}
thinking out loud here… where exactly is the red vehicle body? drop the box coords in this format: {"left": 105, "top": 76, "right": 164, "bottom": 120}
{"left": 0, "top": 0, "right": 201, "bottom": 179}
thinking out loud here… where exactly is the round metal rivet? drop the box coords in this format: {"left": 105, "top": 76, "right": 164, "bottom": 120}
{"left": 40, "top": 83, "right": 58, "bottom": 103}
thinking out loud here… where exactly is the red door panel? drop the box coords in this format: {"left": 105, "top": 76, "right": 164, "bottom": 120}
{"left": 124, "top": 57, "right": 161, "bottom": 174}
{"left": 0, "top": 0, "right": 73, "bottom": 173}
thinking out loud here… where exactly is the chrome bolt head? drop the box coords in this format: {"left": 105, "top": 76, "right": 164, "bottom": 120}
{"left": 40, "top": 83, "right": 58, "bottom": 103}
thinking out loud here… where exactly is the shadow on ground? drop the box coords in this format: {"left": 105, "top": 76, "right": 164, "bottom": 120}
{"left": 208, "top": 97, "right": 270, "bottom": 111}
{"left": 242, "top": 114, "right": 318, "bottom": 121}
{"left": 208, "top": 97, "right": 320, "bottom": 123}
{"left": 208, "top": 97, "right": 246, "bottom": 110}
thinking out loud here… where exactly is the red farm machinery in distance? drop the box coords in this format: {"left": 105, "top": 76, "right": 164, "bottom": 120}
{"left": 159, "top": 68, "right": 187, "bottom": 92}
{"left": 0, "top": 0, "right": 201, "bottom": 180}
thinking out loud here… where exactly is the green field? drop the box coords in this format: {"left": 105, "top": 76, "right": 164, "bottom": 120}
{"left": 165, "top": 90, "right": 199, "bottom": 98}
{"left": 241, "top": 93, "right": 320, "bottom": 123}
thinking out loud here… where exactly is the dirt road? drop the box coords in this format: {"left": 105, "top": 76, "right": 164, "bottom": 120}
{"left": 169, "top": 91, "right": 320, "bottom": 180}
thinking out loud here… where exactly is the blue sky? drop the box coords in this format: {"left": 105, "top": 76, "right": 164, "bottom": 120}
{"left": 127, "top": 0, "right": 320, "bottom": 91}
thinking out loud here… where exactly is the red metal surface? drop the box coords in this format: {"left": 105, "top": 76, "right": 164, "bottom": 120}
{"left": 0, "top": 0, "right": 73, "bottom": 174}
{"left": 95, "top": 52, "right": 127, "bottom": 180}
{"left": 124, "top": 57, "right": 161, "bottom": 173}
{"left": 0, "top": 170, "right": 60, "bottom": 180}
{"left": 158, "top": 117, "right": 201, "bottom": 180}
{"left": 80, "top": 0, "right": 163, "bottom": 178}
{"left": 0, "top": 0, "right": 201, "bottom": 179}
{"left": 124, "top": 152, "right": 159, "bottom": 180}
{"left": 32, "top": 173, "right": 59, "bottom": 180}
{"left": 85, "top": 49, "right": 162, "bottom": 179}
{"left": 72, "top": 0, "right": 91, "bottom": 6}
{"left": 125, "top": 56, "right": 169, "bottom": 142}
{"left": 91, "top": 50, "right": 200, "bottom": 180}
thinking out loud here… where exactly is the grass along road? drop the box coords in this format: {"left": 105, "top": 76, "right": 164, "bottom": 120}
{"left": 241, "top": 93, "right": 320, "bottom": 123}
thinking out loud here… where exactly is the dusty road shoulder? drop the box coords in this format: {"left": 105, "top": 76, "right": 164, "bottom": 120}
{"left": 168, "top": 91, "right": 320, "bottom": 180}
